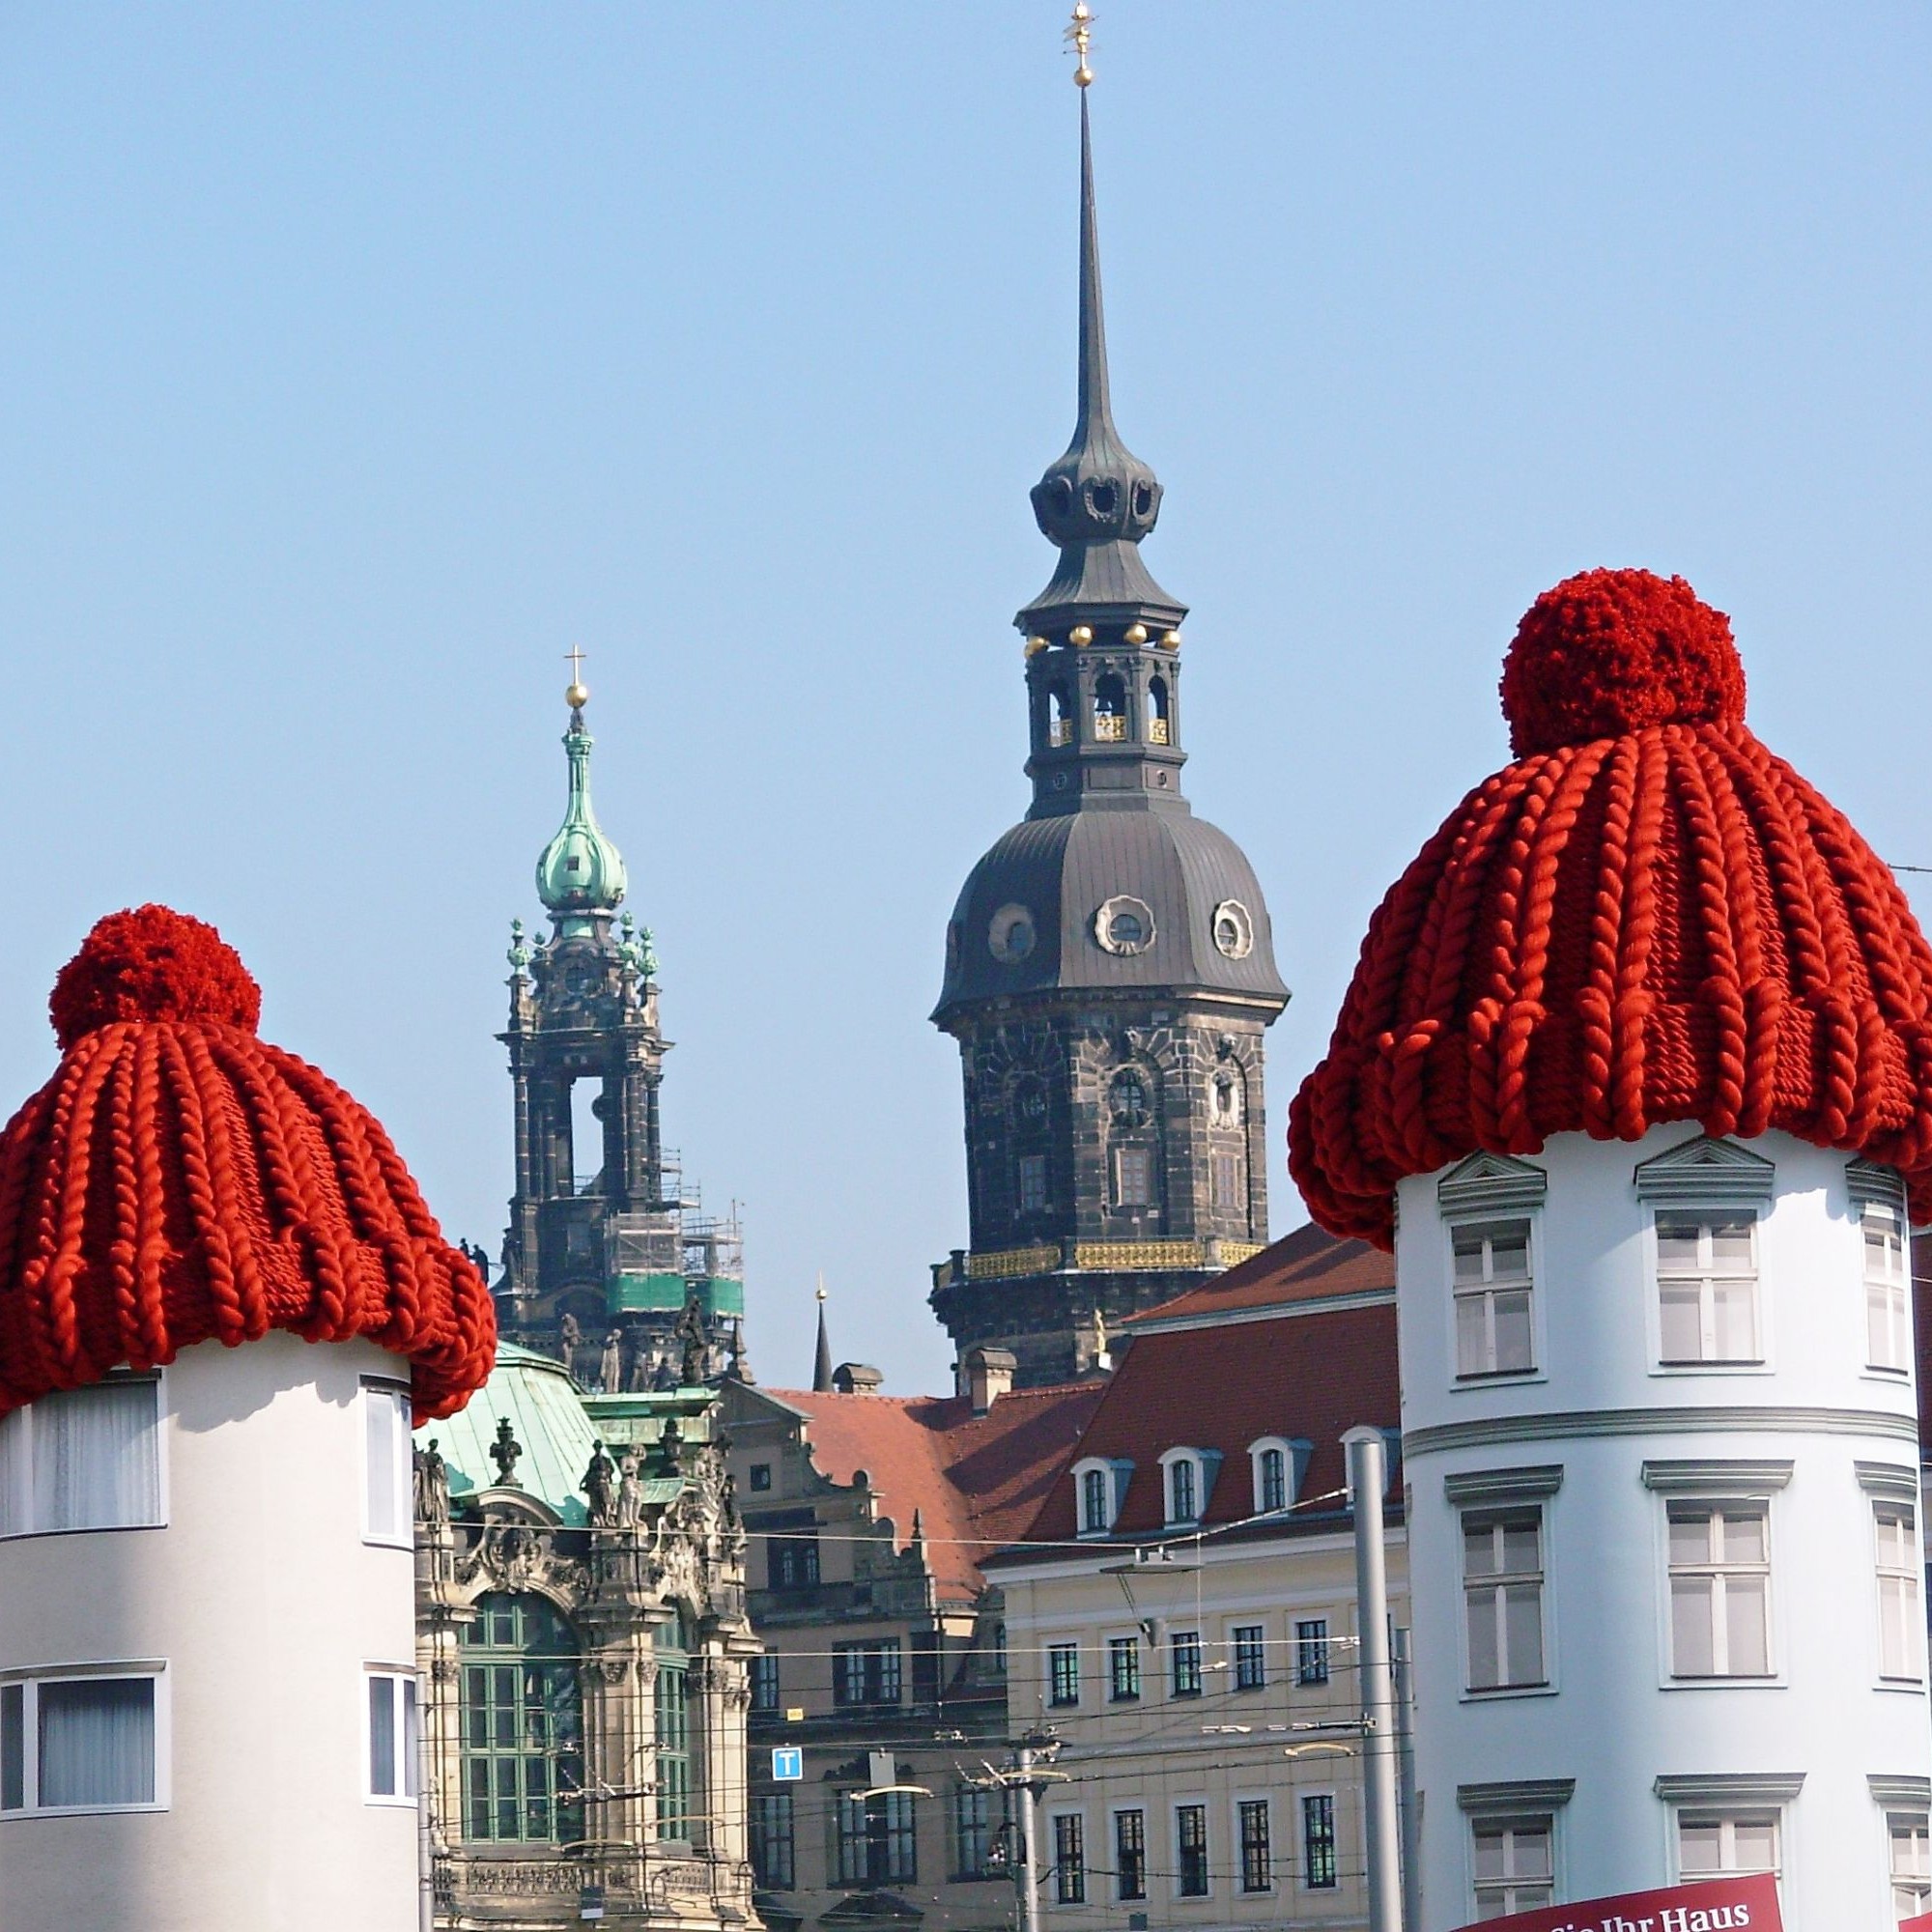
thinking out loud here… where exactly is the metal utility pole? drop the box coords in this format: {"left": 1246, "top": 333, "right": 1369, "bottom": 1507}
{"left": 975, "top": 1729, "right": 1063, "bottom": 1932}
{"left": 1344, "top": 1426, "right": 1405, "bottom": 1932}
{"left": 1392, "top": 1624, "right": 1421, "bottom": 1932}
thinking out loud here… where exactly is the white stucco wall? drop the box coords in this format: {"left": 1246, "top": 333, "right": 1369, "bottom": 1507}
{"left": 0, "top": 1331, "right": 419, "bottom": 1930}
{"left": 1396, "top": 1126, "right": 1931, "bottom": 1931}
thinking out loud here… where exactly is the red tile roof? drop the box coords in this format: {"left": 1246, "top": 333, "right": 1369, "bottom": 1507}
{"left": 1003, "top": 1288, "right": 1399, "bottom": 1556}
{"left": 1126, "top": 1222, "right": 1395, "bottom": 1327}
{"left": 761, "top": 1380, "right": 1106, "bottom": 1601}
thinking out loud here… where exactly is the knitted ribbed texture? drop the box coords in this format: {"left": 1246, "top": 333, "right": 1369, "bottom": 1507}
{"left": 0, "top": 907, "right": 496, "bottom": 1421}
{"left": 1289, "top": 571, "right": 1932, "bottom": 1248}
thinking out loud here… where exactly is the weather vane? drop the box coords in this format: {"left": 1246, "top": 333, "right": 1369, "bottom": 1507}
{"left": 1065, "top": 2, "right": 1094, "bottom": 87}
{"left": 564, "top": 644, "right": 588, "bottom": 709}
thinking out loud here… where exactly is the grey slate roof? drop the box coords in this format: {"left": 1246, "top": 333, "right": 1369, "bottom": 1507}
{"left": 933, "top": 800, "right": 1289, "bottom": 1018}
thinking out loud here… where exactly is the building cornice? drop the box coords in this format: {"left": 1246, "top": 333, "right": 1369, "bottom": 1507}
{"left": 1405, "top": 1404, "right": 1918, "bottom": 1459}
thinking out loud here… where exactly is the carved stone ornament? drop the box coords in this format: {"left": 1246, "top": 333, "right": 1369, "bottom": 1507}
{"left": 1094, "top": 895, "right": 1155, "bottom": 956}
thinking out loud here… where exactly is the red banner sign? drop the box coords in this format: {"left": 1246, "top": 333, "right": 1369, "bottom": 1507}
{"left": 1899, "top": 1913, "right": 1932, "bottom": 1932}
{"left": 1455, "top": 1873, "right": 1781, "bottom": 1932}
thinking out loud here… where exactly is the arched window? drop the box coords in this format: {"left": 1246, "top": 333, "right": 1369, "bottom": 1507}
{"left": 1170, "top": 1458, "right": 1197, "bottom": 1522}
{"left": 1082, "top": 1468, "right": 1108, "bottom": 1532}
{"left": 1148, "top": 676, "right": 1171, "bottom": 746}
{"left": 1094, "top": 673, "right": 1127, "bottom": 742}
{"left": 655, "top": 1609, "right": 695, "bottom": 1842}
{"left": 460, "top": 1592, "right": 583, "bottom": 1845}
{"left": 1110, "top": 1069, "right": 1151, "bottom": 1128}
{"left": 1048, "top": 684, "right": 1073, "bottom": 748}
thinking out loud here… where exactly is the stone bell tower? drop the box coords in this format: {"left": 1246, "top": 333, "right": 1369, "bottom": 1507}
{"left": 929, "top": 62, "right": 1289, "bottom": 1387}
{"left": 496, "top": 673, "right": 744, "bottom": 1388}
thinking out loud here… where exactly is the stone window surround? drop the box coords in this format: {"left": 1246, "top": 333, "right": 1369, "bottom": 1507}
{"left": 1449, "top": 1466, "right": 1561, "bottom": 1702}
{"left": 1459, "top": 1776, "right": 1575, "bottom": 1921}
{"left": 1643, "top": 1460, "right": 1792, "bottom": 1690}
{"left": 1655, "top": 1771, "right": 1804, "bottom": 1888}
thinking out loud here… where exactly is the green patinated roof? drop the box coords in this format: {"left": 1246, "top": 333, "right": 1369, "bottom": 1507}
{"left": 414, "top": 1345, "right": 603, "bottom": 1525}
{"left": 536, "top": 710, "right": 627, "bottom": 917}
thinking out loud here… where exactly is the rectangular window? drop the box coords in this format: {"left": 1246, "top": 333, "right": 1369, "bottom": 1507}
{"left": 1656, "top": 1212, "right": 1760, "bottom": 1364}
{"left": 362, "top": 1382, "right": 412, "bottom": 1546}
{"left": 1177, "top": 1804, "right": 1209, "bottom": 1896}
{"left": 1049, "top": 1644, "right": 1080, "bottom": 1708}
{"left": 366, "top": 1670, "right": 420, "bottom": 1803}
{"left": 1463, "top": 1509, "right": 1547, "bottom": 1690}
{"left": 1890, "top": 1811, "right": 1932, "bottom": 1919}
{"left": 1257, "top": 1447, "right": 1289, "bottom": 1513}
{"left": 1877, "top": 1504, "right": 1922, "bottom": 1681}
{"left": 1108, "top": 1636, "right": 1141, "bottom": 1702}
{"left": 1472, "top": 1817, "right": 1553, "bottom": 1918}
{"left": 1296, "top": 1618, "right": 1330, "bottom": 1686}
{"left": 1168, "top": 1458, "right": 1197, "bottom": 1522}
{"left": 1080, "top": 1468, "right": 1110, "bottom": 1533}
{"left": 1302, "top": 1794, "right": 1337, "bottom": 1889}
{"left": 1238, "top": 1799, "right": 1271, "bottom": 1892}
{"left": 1233, "top": 1624, "right": 1266, "bottom": 1690}
{"left": 1018, "top": 1156, "right": 1048, "bottom": 1213}
{"left": 1054, "top": 1813, "right": 1086, "bottom": 1904}
{"left": 752, "top": 1791, "right": 796, "bottom": 1889}
{"left": 0, "top": 1673, "right": 159, "bottom": 1813}
{"left": 1211, "top": 1151, "right": 1241, "bottom": 1210}
{"left": 1115, "top": 1147, "right": 1153, "bottom": 1208}
{"left": 1866, "top": 1203, "right": 1911, "bottom": 1371}
{"left": 749, "top": 1462, "right": 773, "bottom": 1492}
{"left": 1170, "top": 1631, "right": 1203, "bottom": 1698}
{"left": 750, "top": 1654, "right": 781, "bottom": 1714}
{"left": 1115, "top": 1809, "right": 1147, "bottom": 1901}
{"left": 769, "top": 1536, "right": 820, "bottom": 1590}
{"left": 834, "top": 1640, "right": 902, "bottom": 1708}
{"left": 0, "top": 1378, "right": 163, "bottom": 1538}
{"left": 954, "top": 1785, "right": 995, "bottom": 1879}
{"left": 1677, "top": 1809, "right": 1780, "bottom": 1883}
{"left": 837, "top": 1791, "right": 917, "bottom": 1885}
{"left": 1668, "top": 1503, "right": 1771, "bottom": 1678}
{"left": 1453, "top": 1218, "right": 1536, "bottom": 1378}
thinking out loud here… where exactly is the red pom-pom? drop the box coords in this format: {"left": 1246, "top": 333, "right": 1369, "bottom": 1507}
{"left": 49, "top": 905, "right": 262, "bottom": 1047}
{"left": 1500, "top": 568, "right": 1746, "bottom": 757}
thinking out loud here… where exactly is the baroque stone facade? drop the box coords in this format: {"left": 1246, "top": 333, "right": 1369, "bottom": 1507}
{"left": 414, "top": 1351, "right": 760, "bottom": 1932}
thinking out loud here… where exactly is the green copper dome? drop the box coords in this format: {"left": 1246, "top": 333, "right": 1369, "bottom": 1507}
{"left": 536, "top": 704, "right": 627, "bottom": 917}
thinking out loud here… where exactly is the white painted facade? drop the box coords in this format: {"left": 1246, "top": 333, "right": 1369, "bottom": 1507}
{"left": 0, "top": 1330, "right": 419, "bottom": 1930}
{"left": 1396, "top": 1124, "right": 1932, "bottom": 1930}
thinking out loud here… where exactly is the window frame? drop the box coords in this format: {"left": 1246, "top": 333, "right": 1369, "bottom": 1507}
{"left": 752, "top": 1789, "right": 796, "bottom": 1890}
{"left": 1047, "top": 1643, "right": 1081, "bottom": 1710}
{"left": 361, "top": 1378, "right": 414, "bottom": 1549}
{"left": 1870, "top": 1492, "right": 1924, "bottom": 1686}
{"left": 750, "top": 1652, "right": 781, "bottom": 1715}
{"left": 1071, "top": 1457, "right": 1128, "bottom": 1538}
{"left": 0, "top": 1663, "right": 169, "bottom": 1817}
{"left": 1470, "top": 1814, "right": 1556, "bottom": 1918}
{"left": 0, "top": 1372, "right": 167, "bottom": 1541}
{"left": 1460, "top": 1506, "right": 1549, "bottom": 1696}
{"left": 1300, "top": 1791, "right": 1338, "bottom": 1890}
{"left": 1052, "top": 1809, "right": 1087, "bottom": 1904}
{"left": 836, "top": 1788, "right": 918, "bottom": 1887}
{"left": 1862, "top": 1199, "right": 1912, "bottom": 1376}
{"left": 1248, "top": 1435, "right": 1306, "bottom": 1517}
{"left": 1294, "top": 1618, "right": 1330, "bottom": 1687}
{"left": 1106, "top": 1634, "right": 1142, "bottom": 1703}
{"left": 364, "top": 1665, "right": 421, "bottom": 1806}
{"left": 1459, "top": 1780, "right": 1573, "bottom": 1922}
{"left": 952, "top": 1782, "right": 998, "bottom": 1881}
{"left": 1157, "top": 1446, "right": 1217, "bottom": 1528}
{"left": 1232, "top": 1623, "right": 1266, "bottom": 1692}
{"left": 1643, "top": 1462, "right": 1790, "bottom": 1691}
{"left": 1646, "top": 1208, "right": 1768, "bottom": 1373}
{"left": 1113, "top": 1144, "right": 1154, "bottom": 1209}
{"left": 1886, "top": 1806, "right": 1932, "bottom": 1920}
{"left": 1169, "top": 1629, "right": 1203, "bottom": 1699}
{"left": 832, "top": 1638, "right": 903, "bottom": 1709}
{"left": 1175, "top": 1801, "right": 1210, "bottom": 1898}
{"left": 1113, "top": 1805, "right": 1148, "bottom": 1902}
{"left": 1236, "top": 1796, "right": 1272, "bottom": 1893}
{"left": 1448, "top": 1215, "right": 1540, "bottom": 1382}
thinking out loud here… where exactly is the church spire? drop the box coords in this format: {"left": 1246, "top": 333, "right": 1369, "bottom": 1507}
{"left": 812, "top": 1277, "right": 834, "bottom": 1392}
{"left": 1019, "top": 15, "right": 1182, "bottom": 633}
{"left": 535, "top": 664, "right": 628, "bottom": 932}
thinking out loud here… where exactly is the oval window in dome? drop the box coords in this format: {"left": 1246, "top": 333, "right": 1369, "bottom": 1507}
{"left": 1094, "top": 895, "right": 1156, "bottom": 957}
{"left": 989, "top": 904, "right": 1037, "bottom": 966}
{"left": 1212, "top": 899, "right": 1255, "bottom": 961}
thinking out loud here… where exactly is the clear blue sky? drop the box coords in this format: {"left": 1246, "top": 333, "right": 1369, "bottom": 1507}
{"left": 4, "top": 4, "right": 1931, "bottom": 1395}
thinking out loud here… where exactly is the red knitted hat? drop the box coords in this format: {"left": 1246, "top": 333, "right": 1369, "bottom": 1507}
{"left": 1289, "top": 569, "right": 1932, "bottom": 1248}
{"left": 0, "top": 906, "right": 496, "bottom": 1421}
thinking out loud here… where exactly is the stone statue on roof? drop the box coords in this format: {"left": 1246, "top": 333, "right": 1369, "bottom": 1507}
{"left": 581, "top": 1439, "right": 619, "bottom": 1527}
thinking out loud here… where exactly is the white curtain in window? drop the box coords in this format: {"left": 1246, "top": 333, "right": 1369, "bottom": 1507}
{"left": 34, "top": 1383, "right": 160, "bottom": 1532}
{"left": 364, "top": 1388, "right": 408, "bottom": 1540}
{"left": 38, "top": 1679, "right": 156, "bottom": 1808}
{"left": 0, "top": 1409, "right": 26, "bottom": 1537}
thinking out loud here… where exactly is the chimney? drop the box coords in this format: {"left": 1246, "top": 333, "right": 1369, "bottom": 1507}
{"left": 832, "top": 1362, "right": 884, "bottom": 1395}
{"left": 964, "top": 1345, "right": 1017, "bottom": 1415}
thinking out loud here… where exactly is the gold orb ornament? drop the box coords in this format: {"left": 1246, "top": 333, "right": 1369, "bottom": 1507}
{"left": 1123, "top": 623, "right": 1149, "bottom": 646}
{"left": 1160, "top": 630, "right": 1182, "bottom": 650}
{"left": 1068, "top": 624, "right": 1094, "bottom": 646}
{"left": 566, "top": 682, "right": 590, "bottom": 709}
{"left": 1024, "top": 635, "right": 1050, "bottom": 657}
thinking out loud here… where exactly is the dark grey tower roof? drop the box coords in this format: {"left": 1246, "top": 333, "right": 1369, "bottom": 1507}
{"left": 1019, "top": 93, "right": 1182, "bottom": 631}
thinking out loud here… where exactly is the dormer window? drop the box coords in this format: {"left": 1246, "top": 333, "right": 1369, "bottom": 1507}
{"left": 1073, "top": 1457, "right": 1130, "bottom": 1537}
{"left": 1157, "top": 1448, "right": 1220, "bottom": 1528}
{"left": 1247, "top": 1437, "right": 1308, "bottom": 1517}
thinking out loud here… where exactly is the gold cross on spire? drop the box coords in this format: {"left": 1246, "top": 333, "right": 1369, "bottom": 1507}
{"left": 564, "top": 645, "right": 588, "bottom": 710}
{"left": 1065, "top": 2, "right": 1094, "bottom": 87}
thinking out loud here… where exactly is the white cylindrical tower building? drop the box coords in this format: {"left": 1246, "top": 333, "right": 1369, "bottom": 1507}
{"left": 0, "top": 906, "right": 496, "bottom": 1931}
{"left": 1291, "top": 571, "right": 1932, "bottom": 1931}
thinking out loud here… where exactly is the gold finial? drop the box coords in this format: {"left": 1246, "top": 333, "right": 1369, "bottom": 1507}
{"left": 816, "top": 1271, "right": 827, "bottom": 1304}
{"left": 1065, "top": 2, "right": 1094, "bottom": 86}
{"left": 564, "top": 644, "right": 589, "bottom": 711}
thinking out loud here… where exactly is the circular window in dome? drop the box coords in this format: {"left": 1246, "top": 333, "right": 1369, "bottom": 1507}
{"left": 988, "top": 903, "right": 1037, "bottom": 965}
{"left": 1212, "top": 899, "right": 1255, "bottom": 961}
{"left": 1094, "top": 895, "right": 1156, "bottom": 957}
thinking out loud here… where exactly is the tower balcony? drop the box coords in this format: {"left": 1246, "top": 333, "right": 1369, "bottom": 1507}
{"left": 1093, "top": 713, "right": 1126, "bottom": 743}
